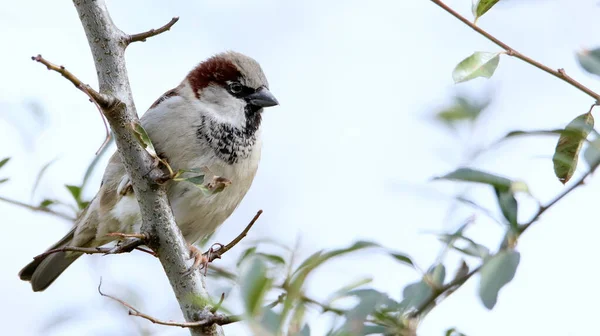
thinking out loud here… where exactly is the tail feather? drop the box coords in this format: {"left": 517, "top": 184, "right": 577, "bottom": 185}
{"left": 19, "top": 228, "right": 83, "bottom": 292}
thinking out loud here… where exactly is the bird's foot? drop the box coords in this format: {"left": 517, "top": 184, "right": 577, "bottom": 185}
{"left": 182, "top": 243, "right": 225, "bottom": 276}
{"left": 104, "top": 232, "right": 152, "bottom": 255}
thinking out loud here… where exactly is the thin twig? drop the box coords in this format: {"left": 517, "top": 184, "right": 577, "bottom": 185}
{"left": 210, "top": 293, "right": 226, "bottom": 314}
{"left": 32, "top": 54, "right": 113, "bottom": 153}
{"left": 127, "top": 17, "right": 179, "bottom": 44}
{"left": 98, "top": 279, "right": 237, "bottom": 327}
{"left": 431, "top": 0, "right": 600, "bottom": 103}
{"left": 409, "top": 266, "right": 481, "bottom": 318}
{"left": 0, "top": 195, "right": 74, "bottom": 221}
{"left": 205, "top": 210, "right": 263, "bottom": 264}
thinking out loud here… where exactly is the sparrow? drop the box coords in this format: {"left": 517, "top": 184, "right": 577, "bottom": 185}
{"left": 19, "top": 51, "right": 278, "bottom": 292}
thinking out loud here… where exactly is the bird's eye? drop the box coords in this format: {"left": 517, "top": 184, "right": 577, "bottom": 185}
{"left": 228, "top": 82, "right": 243, "bottom": 94}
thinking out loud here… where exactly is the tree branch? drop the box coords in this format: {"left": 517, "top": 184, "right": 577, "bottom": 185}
{"left": 98, "top": 280, "right": 238, "bottom": 328}
{"left": 127, "top": 17, "right": 180, "bottom": 44}
{"left": 68, "top": 1, "right": 219, "bottom": 335}
{"left": 431, "top": 0, "right": 600, "bottom": 103}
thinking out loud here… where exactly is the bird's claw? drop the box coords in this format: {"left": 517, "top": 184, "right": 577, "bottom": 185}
{"left": 182, "top": 243, "right": 225, "bottom": 276}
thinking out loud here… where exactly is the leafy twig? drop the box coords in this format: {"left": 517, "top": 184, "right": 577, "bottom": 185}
{"left": 430, "top": 0, "right": 600, "bottom": 103}
{"left": 0, "top": 195, "right": 74, "bottom": 221}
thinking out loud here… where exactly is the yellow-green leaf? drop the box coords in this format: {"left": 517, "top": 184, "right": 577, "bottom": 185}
{"left": 553, "top": 113, "right": 595, "bottom": 184}
{"left": 472, "top": 0, "right": 500, "bottom": 21}
{"left": 577, "top": 48, "right": 600, "bottom": 77}
{"left": 131, "top": 122, "right": 157, "bottom": 157}
{"left": 452, "top": 52, "right": 500, "bottom": 84}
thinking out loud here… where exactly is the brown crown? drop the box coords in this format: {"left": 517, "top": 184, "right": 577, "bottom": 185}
{"left": 187, "top": 55, "right": 241, "bottom": 98}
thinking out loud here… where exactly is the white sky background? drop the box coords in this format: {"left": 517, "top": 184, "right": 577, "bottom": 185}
{"left": 1, "top": 0, "right": 600, "bottom": 335}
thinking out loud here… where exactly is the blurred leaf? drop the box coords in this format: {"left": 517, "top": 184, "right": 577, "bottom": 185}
{"left": 198, "top": 176, "right": 232, "bottom": 196}
{"left": 294, "top": 324, "right": 311, "bottom": 336}
{"left": 259, "top": 308, "right": 281, "bottom": 335}
{"left": 389, "top": 252, "right": 416, "bottom": 268}
{"left": 452, "top": 52, "right": 500, "bottom": 83}
{"left": 479, "top": 249, "right": 520, "bottom": 309}
{"left": 584, "top": 138, "right": 600, "bottom": 169}
{"left": 577, "top": 48, "right": 600, "bottom": 77}
{"left": 446, "top": 327, "right": 467, "bottom": 336}
{"left": 439, "top": 234, "right": 489, "bottom": 259}
{"left": 39, "top": 199, "right": 55, "bottom": 208}
{"left": 237, "top": 246, "right": 258, "bottom": 267}
{"left": 495, "top": 188, "right": 518, "bottom": 230}
{"left": 31, "top": 158, "right": 59, "bottom": 198}
{"left": 339, "top": 289, "right": 387, "bottom": 335}
{"left": 553, "top": 112, "right": 594, "bottom": 184}
{"left": 434, "top": 167, "right": 512, "bottom": 191}
{"left": 434, "top": 95, "right": 490, "bottom": 129}
{"left": 131, "top": 122, "right": 157, "bottom": 157}
{"left": 325, "top": 277, "right": 373, "bottom": 305}
{"left": 362, "top": 325, "right": 388, "bottom": 335}
{"left": 65, "top": 184, "right": 87, "bottom": 210}
{"left": 472, "top": 0, "right": 499, "bottom": 20}
{"left": 0, "top": 178, "right": 8, "bottom": 184}
{"left": 429, "top": 264, "right": 446, "bottom": 288}
{"left": 401, "top": 280, "right": 432, "bottom": 310}
{"left": 0, "top": 157, "right": 9, "bottom": 170}
{"left": 256, "top": 252, "right": 286, "bottom": 266}
{"left": 82, "top": 137, "right": 114, "bottom": 192}
{"left": 241, "top": 257, "right": 273, "bottom": 317}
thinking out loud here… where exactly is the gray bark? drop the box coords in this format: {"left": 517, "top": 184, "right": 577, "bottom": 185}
{"left": 71, "top": 1, "right": 223, "bottom": 335}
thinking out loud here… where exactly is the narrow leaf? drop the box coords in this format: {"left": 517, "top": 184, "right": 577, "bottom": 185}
{"left": 389, "top": 252, "right": 415, "bottom": 267}
{"left": 131, "top": 122, "right": 157, "bottom": 157}
{"left": 32, "top": 158, "right": 58, "bottom": 198}
{"left": 452, "top": 52, "right": 500, "bottom": 84}
{"left": 0, "top": 157, "right": 10, "bottom": 170}
{"left": 495, "top": 188, "right": 518, "bottom": 230}
{"left": 434, "top": 167, "right": 512, "bottom": 191}
{"left": 0, "top": 178, "right": 8, "bottom": 184}
{"left": 472, "top": 0, "right": 500, "bottom": 20}
{"left": 241, "top": 257, "right": 273, "bottom": 317}
{"left": 479, "top": 249, "right": 520, "bottom": 309}
{"left": 65, "top": 185, "right": 82, "bottom": 202}
{"left": 553, "top": 112, "right": 594, "bottom": 184}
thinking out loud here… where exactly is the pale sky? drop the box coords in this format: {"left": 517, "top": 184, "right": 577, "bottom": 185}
{"left": 2, "top": 0, "right": 600, "bottom": 335}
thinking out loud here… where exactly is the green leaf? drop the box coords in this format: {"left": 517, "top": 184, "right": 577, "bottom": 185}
{"left": 240, "top": 257, "right": 273, "bottom": 317}
{"left": 39, "top": 199, "right": 55, "bottom": 208}
{"left": 401, "top": 280, "right": 432, "bottom": 310}
{"left": 131, "top": 122, "right": 157, "bottom": 157}
{"left": 479, "top": 249, "right": 520, "bottom": 309}
{"left": 325, "top": 277, "right": 373, "bottom": 305}
{"left": 429, "top": 264, "right": 446, "bottom": 288}
{"left": 438, "top": 234, "right": 489, "bottom": 259}
{"left": 256, "top": 252, "right": 286, "bottom": 266}
{"left": 65, "top": 185, "right": 82, "bottom": 202}
{"left": 389, "top": 252, "right": 415, "bottom": 268}
{"left": 446, "top": 327, "right": 467, "bottom": 336}
{"left": 472, "top": 0, "right": 500, "bottom": 20}
{"left": 577, "top": 48, "right": 600, "bottom": 77}
{"left": 0, "top": 178, "right": 8, "bottom": 184}
{"left": 362, "top": 325, "right": 388, "bottom": 335}
{"left": 452, "top": 52, "right": 500, "bottom": 84}
{"left": 32, "top": 158, "right": 59, "bottom": 198}
{"left": 495, "top": 188, "right": 518, "bottom": 230}
{"left": 0, "top": 157, "right": 10, "bottom": 170}
{"left": 553, "top": 112, "right": 595, "bottom": 184}
{"left": 340, "top": 290, "right": 387, "bottom": 335}
{"left": 584, "top": 137, "right": 600, "bottom": 169}
{"left": 237, "top": 246, "right": 258, "bottom": 267}
{"left": 259, "top": 308, "right": 282, "bottom": 335}
{"left": 434, "top": 95, "right": 491, "bottom": 129}
{"left": 434, "top": 168, "right": 512, "bottom": 191}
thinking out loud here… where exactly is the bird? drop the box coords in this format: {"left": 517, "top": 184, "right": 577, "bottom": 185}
{"left": 18, "top": 51, "right": 279, "bottom": 292}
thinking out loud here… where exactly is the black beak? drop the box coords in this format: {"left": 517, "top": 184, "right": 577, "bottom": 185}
{"left": 246, "top": 86, "right": 279, "bottom": 108}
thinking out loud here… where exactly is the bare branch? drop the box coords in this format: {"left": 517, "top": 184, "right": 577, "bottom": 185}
{"left": 205, "top": 210, "right": 263, "bottom": 264}
{"left": 127, "top": 17, "right": 180, "bottom": 44}
{"left": 0, "top": 195, "right": 74, "bottom": 221}
{"left": 32, "top": 54, "right": 113, "bottom": 154}
{"left": 98, "top": 279, "right": 238, "bottom": 328}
